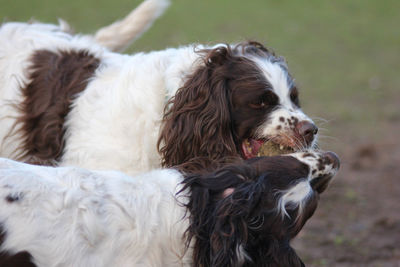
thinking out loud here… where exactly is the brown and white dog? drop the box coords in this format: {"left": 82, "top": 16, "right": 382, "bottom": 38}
{"left": 0, "top": 2, "right": 318, "bottom": 175}
{"left": 0, "top": 150, "right": 339, "bottom": 267}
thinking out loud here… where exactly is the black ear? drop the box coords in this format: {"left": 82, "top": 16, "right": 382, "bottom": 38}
{"left": 208, "top": 184, "right": 263, "bottom": 266}
{"left": 181, "top": 167, "right": 265, "bottom": 267}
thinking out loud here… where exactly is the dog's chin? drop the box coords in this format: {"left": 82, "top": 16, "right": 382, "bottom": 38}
{"left": 241, "top": 138, "right": 296, "bottom": 159}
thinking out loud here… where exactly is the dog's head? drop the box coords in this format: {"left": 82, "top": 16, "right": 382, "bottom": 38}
{"left": 181, "top": 150, "right": 339, "bottom": 266}
{"left": 158, "top": 41, "right": 318, "bottom": 171}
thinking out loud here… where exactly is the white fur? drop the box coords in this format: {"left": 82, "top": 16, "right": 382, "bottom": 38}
{"left": 0, "top": 22, "right": 199, "bottom": 175}
{"left": 277, "top": 180, "right": 312, "bottom": 218}
{"left": 0, "top": 21, "right": 314, "bottom": 175}
{"left": 276, "top": 150, "right": 339, "bottom": 218}
{"left": 52, "top": 0, "right": 170, "bottom": 52}
{"left": 0, "top": 158, "right": 191, "bottom": 267}
{"left": 289, "top": 151, "right": 338, "bottom": 178}
{"left": 95, "top": 0, "right": 170, "bottom": 52}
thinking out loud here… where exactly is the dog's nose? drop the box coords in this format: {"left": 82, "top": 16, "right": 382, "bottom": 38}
{"left": 296, "top": 120, "right": 318, "bottom": 146}
{"left": 323, "top": 151, "right": 340, "bottom": 170}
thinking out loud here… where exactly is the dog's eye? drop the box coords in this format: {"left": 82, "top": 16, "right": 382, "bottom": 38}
{"left": 249, "top": 91, "right": 278, "bottom": 109}
{"left": 290, "top": 87, "right": 300, "bottom": 107}
{"left": 249, "top": 99, "right": 266, "bottom": 109}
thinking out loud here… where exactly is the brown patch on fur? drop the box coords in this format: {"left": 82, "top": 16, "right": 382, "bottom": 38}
{"left": 14, "top": 49, "right": 100, "bottom": 165}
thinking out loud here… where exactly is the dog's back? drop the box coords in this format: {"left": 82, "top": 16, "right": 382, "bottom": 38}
{"left": 0, "top": 20, "right": 193, "bottom": 174}
{"left": 0, "top": 22, "right": 106, "bottom": 161}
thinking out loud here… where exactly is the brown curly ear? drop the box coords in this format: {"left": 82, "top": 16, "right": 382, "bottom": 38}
{"left": 158, "top": 46, "right": 238, "bottom": 171}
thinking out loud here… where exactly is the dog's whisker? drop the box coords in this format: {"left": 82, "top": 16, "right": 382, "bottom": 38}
{"left": 316, "top": 127, "right": 330, "bottom": 132}
{"left": 310, "top": 116, "right": 330, "bottom": 123}
{"left": 316, "top": 135, "right": 340, "bottom": 142}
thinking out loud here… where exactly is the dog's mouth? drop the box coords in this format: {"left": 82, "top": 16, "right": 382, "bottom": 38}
{"left": 241, "top": 138, "right": 295, "bottom": 159}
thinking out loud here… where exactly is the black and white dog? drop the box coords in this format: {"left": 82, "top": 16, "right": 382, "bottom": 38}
{"left": 0, "top": 150, "right": 339, "bottom": 267}
{"left": 0, "top": 6, "right": 318, "bottom": 175}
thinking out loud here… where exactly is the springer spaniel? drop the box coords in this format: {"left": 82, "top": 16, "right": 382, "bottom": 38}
{"left": 0, "top": 150, "right": 339, "bottom": 267}
{"left": 0, "top": 16, "right": 318, "bottom": 175}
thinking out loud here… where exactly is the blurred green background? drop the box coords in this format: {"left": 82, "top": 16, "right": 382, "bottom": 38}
{"left": 1, "top": 0, "right": 399, "bottom": 266}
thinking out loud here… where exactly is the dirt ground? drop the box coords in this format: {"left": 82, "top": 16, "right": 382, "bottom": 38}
{"left": 293, "top": 122, "right": 400, "bottom": 267}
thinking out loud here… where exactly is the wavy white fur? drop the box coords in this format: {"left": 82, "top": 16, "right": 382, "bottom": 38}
{"left": 0, "top": 158, "right": 191, "bottom": 267}
{"left": 0, "top": 22, "right": 197, "bottom": 174}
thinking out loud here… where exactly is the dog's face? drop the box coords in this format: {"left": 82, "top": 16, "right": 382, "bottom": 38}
{"left": 247, "top": 150, "right": 340, "bottom": 224}
{"left": 182, "top": 150, "right": 340, "bottom": 266}
{"left": 228, "top": 43, "right": 318, "bottom": 159}
{"left": 159, "top": 42, "right": 318, "bottom": 171}
{"left": 241, "top": 151, "right": 339, "bottom": 267}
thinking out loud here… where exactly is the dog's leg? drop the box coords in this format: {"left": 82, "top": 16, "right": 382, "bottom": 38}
{"left": 94, "top": 0, "right": 170, "bottom": 52}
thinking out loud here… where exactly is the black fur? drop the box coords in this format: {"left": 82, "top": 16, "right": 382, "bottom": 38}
{"left": 181, "top": 155, "right": 319, "bottom": 267}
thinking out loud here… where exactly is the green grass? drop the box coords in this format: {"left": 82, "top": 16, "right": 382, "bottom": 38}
{"left": 1, "top": 0, "right": 398, "bottom": 146}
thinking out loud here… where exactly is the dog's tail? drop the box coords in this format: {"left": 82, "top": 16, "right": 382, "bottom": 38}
{"left": 94, "top": 0, "right": 170, "bottom": 52}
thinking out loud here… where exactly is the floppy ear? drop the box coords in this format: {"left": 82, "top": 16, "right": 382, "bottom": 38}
{"left": 158, "top": 46, "right": 238, "bottom": 171}
{"left": 207, "top": 180, "right": 264, "bottom": 266}
{"left": 181, "top": 167, "right": 264, "bottom": 267}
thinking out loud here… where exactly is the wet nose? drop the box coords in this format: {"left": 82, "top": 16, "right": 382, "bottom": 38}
{"left": 296, "top": 120, "right": 318, "bottom": 146}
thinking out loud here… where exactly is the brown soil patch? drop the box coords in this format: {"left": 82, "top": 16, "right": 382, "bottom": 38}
{"left": 293, "top": 123, "right": 400, "bottom": 266}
